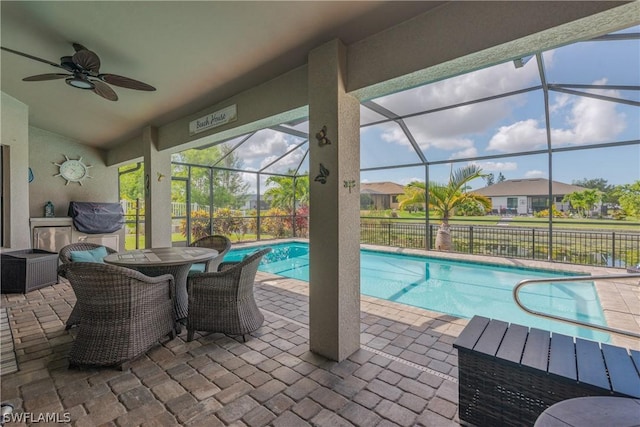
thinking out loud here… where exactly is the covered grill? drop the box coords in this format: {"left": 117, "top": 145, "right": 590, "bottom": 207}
{"left": 31, "top": 202, "right": 125, "bottom": 253}
{"left": 68, "top": 202, "right": 124, "bottom": 234}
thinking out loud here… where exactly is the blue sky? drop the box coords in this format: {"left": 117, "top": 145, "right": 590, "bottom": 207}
{"left": 194, "top": 25, "right": 639, "bottom": 194}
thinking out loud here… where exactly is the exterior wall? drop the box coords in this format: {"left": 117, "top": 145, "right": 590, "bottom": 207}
{"left": 390, "top": 195, "right": 400, "bottom": 210}
{"left": 1, "top": 92, "right": 30, "bottom": 249}
{"left": 364, "top": 194, "right": 400, "bottom": 210}
{"left": 490, "top": 196, "right": 528, "bottom": 215}
{"left": 28, "top": 127, "right": 118, "bottom": 219}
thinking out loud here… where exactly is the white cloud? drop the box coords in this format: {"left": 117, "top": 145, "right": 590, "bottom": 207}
{"left": 487, "top": 119, "right": 548, "bottom": 152}
{"left": 399, "top": 177, "right": 423, "bottom": 185}
{"left": 450, "top": 147, "right": 478, "bottom": 159}
{"left": 260, "top": 147, "right": 305, "bottom": 171}
{"left": 240, "top": 172, "right": 258, "bottom": 194}
{"left": 563, "top": 80, "right": 626, "bottom": 144}
{"left": 373, "top": 58, "right": 541, "bottom": 154}
{"left": 471, "top": 161, "right": 518, "bottom": 172}
{"left": 487, "top": 78, "right": 627, "bottom": 153}
{"left": 381, "top": 116, "right": 477, "bottom": 152}
{"left": 377, "top": 59, "right": 540, "bottom": 114}
{"left": 549, "top": 92, "right": 570, "bottom": 114}
{"left": 237, "top": 131, "right": 298, "bottom": 169}
{"left": 525, "top": 169, "right": 546, "bottom": 178}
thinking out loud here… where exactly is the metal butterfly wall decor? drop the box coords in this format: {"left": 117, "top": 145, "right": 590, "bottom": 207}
{"left": 314, "top": 163, "right": 330, "bottom": 184}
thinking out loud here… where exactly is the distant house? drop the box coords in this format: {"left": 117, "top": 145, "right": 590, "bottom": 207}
{"left": 360, "top": 182, "right": 405, "bottom": 210}
{"left": 242, "top": 194, "right": 270, "bottom": 211}
{"left": 473, "top": 178, "right": 585, "bottom": 215}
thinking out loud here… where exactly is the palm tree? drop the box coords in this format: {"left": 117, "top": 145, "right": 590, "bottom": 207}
{"left": 398, "top": 165, "right": 491, "bottom": 251}
{"left": 263, "top": 173, "right": 310, "bottom": 211}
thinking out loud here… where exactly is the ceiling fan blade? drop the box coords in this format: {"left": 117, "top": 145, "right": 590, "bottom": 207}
{"left": 72, "top": 43, "right": 88, "bottom": 52}
{"left": 73, "top": 49, "right": 101, "bottom": 73}
{"left": 99, "top": 74, "right": 156, "bottom": 91}
{"left": 1, "top": 46, "right": 64, "bottom": 69}
{"left": 23, "top": 73, "right": 70, "bottom": 81}
{"left": 91, "top": 79, "right": 118, "bottom": 101}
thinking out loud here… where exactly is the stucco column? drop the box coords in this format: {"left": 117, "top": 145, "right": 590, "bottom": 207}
{"left": 1, "top": 93, "right": 30, "bottom": 249}
{"left": 308, "top": 40, "right": 360, "bottom": 361}
{"left": 142, "top": 126, "right": 172, "bottom": 248}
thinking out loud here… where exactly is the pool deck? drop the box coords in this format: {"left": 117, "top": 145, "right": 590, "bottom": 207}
{"left": 0, "top": 243, "right": 638, "bottom": 426}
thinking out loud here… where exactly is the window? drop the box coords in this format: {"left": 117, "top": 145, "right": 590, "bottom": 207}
{"left": 531, "top": 197, "right": 549, "bottom": 212}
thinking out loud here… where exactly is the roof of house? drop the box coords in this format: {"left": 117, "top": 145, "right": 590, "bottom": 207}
{"left": 360, "top": 182, "right": 405, "bottom": 195}
{"left": 473, "top": 178, "right": 585, "bottom": 197}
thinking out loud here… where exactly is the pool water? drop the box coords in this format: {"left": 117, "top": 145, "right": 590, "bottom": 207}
{"left": 226, "top": 242, "right": 609, "bottom": 342}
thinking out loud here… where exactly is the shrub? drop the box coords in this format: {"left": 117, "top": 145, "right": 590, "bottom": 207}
{"left": 534, "top": 205, "right": 565, "bottom": 218}
{"left": 180, "top": 209, "right": 210, "bottom": 240}
{"left": 213, "top": 208, "right": 247, "bottom": 239}
{"left": 611, "top": 209, "right": 627, "bottom": 220}
{"left": 289, "top": 205, "right": 309, "bottom": 238}
{"left": 262, "top": 207, "right": 290, "bottom": 238}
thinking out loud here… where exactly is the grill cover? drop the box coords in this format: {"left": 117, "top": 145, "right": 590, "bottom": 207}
{"left": 68, "top": 202, "right": 124, "bottom": 234}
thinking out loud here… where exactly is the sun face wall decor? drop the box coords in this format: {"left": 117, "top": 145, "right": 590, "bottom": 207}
{"left": 53, "top": 155, "right": 92, "bottom": 185}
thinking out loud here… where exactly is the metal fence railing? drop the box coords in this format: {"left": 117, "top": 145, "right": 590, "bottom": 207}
{"left": 359, "top": 222, "right": 640, "bottom": 268}
{"left": 123, "top": 212, "right": 640, "bottom": 269}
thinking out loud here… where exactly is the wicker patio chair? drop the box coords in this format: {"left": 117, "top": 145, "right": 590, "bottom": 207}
{"left": 59, "top": 262, "right": 175, "bottom": 370}
{"left": 58, "top": 242, "right": 117, "bottom": 330}
{"left": 186, "top": 247, "right": 271, "bottom": 342}
{"left": 189, "top": 234, "right": 232, "bottom": 273}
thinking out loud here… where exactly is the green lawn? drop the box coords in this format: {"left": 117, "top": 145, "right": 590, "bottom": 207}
{"left": 361, "top": 210, "right": 640, "bottom": 232}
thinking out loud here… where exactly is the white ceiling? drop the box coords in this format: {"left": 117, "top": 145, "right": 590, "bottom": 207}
{"left": 0, "top": 1, "right": 444, "bottom": 149}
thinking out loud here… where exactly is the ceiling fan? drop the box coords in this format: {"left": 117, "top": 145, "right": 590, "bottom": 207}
{"left": 0, "top": 43, "right": 156, "bottom": 101}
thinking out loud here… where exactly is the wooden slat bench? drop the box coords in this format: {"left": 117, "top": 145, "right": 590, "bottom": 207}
{"left": 453, "top": 316, "right": 640, "bottom": 427}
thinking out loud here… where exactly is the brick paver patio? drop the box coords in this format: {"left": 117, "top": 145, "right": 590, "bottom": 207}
{"left": 1, "top": 245, "right": 638, "bottom": 426}
{"left": 1, "top": 271, "right": 465, "bottom": 426}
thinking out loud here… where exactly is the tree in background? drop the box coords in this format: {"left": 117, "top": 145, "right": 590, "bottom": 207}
{"left": 572, "top": 177, "right": 617, "bottom": 205}
{"left": 614, "top": 181, "right": 640, "bottom": 218}
{"left": 497, "top": 172, "right": 506, "bottom": 183}
{"left": 119, "top": 164, "right": 144, "bottom": 202}
{"left": 172, "top": 144, "right": 250, "bottom": 210}
{"left": 398, "top": 165, "right": 490, "bottom": 251}
{"left": 263, "top": 172, "right": 309, "bottom": 211}
{"left": 484, "top": 173, "right": 495, "bottom": 186}
{"left": 562, "top": 189, "right": 603, "bottom": 217}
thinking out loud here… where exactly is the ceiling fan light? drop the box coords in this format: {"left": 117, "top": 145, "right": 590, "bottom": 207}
{"left": 65, "top": 77, "right": 94, "bottom": 89}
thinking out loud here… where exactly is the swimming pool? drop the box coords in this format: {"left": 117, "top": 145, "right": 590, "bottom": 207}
{"left": 226, "top": 242, "right": 609, "bottom": 341}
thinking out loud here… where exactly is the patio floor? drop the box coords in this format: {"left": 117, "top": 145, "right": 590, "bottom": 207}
{"left": 1, "top": 273, "right": 465, "bottom": 426}
{"left": 1, "top": 247, "right": 638, "bottom": 426}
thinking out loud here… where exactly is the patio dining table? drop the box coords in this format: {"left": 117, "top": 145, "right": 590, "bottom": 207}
{"left": 534, "top": 396, "right": 640, "bottom": 426}
{"left": 104, "top": 247, "right": 218, "bottom": 322}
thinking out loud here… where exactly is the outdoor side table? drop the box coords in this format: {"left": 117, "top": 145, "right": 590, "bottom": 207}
{"left": 1, "top": 249, "right": 58, "bottom": 293}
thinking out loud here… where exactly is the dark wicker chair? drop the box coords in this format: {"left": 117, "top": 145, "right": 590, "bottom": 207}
{"left": 59, "top": 262, "right": 175, "bottom": 370}
{"left": 186, "top": 247, "right": 271, "bottom": 342}
{"left": 58, "top": 242, "right": 117, "bottom": 330}
{"left": 189, "top": 235, "right": 232, "bottom": 273}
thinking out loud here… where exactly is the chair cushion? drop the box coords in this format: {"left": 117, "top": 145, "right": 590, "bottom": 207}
{"left": 189, "top": 263, "right": 206, "bottom": 274}
{"left": 69, "top": 246, "right": 109, "bottom": 263}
